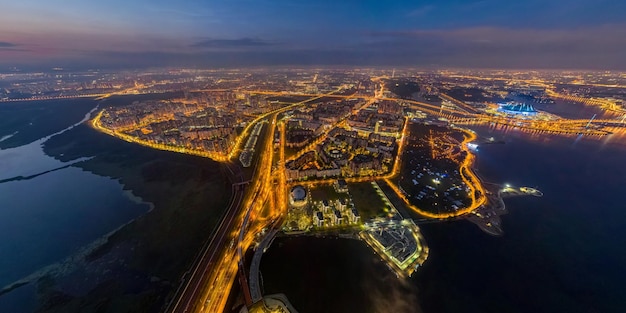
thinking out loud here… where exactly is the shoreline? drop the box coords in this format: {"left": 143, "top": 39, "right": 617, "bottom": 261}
{"left": 0, "top": 96, "right": 233, "bottom": 313}
{"left": 0, "top": 212, "right": 145, "bottom": 296}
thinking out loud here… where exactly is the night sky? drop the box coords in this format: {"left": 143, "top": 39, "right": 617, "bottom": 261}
{"left": 1, "top": 0, "right": 625, "bottom": 69}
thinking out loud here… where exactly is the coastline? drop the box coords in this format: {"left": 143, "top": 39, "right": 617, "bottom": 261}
{"left": 0, "top": 212, "right": 148, "bottom": 296}
{"left": 122, "top": 188, "right": 156, "bottom": 212}
{"left": 0, "top": 96, "right": 234, "bottom": 313}
{"left": 34, "top": 119, "right": 234, "bottom": 312}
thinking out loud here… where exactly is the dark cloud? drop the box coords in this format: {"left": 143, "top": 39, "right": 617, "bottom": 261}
{"left": 366, "top": 25, "right": 626, "bottom": 46}
{"left": 358, "top": 25, "right": 626, "bottom": 69}
{"left": 84, "top": 49, "right": 383, "bottom": 68}
{"left": 0, "top": 41, "right": 17, "bottom": 48}
{"left": 0, "top": 41, "right": 28, "bottom": 52}
{"left": 9, "top": 42, "right": 626, "bottom": 71}
{"left": 191, "top": 37, "right": 278, "bottom": 49}
{"left": 3, "top": 25, "right": 626, "bottom": 70}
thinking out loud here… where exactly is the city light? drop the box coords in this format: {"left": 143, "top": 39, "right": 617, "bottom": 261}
{"left": 82, "top": 69, "right": 626, "bottom": 313}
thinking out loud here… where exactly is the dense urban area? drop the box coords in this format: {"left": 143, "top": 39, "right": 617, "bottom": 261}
{"left": 3, "top": 68, "right": 626, "bottom": 313}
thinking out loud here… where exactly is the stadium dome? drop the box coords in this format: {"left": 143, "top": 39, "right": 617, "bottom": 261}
{"left": 289, "top": 185, "right": 308, "bottom": 207}
{"left": 497, "top": 103, "right": 537, "bottom": 116}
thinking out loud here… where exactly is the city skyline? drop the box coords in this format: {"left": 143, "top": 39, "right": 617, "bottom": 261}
{"left": 1, "top": 0, "right": 626, "bottom": 70}
{"left": 2, "top": 2, "right": 626, "bottom": 312}
{"left": 2, "top": 67, "right": 625, "bottom": 313}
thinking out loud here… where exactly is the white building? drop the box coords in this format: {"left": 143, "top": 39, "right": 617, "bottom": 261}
{"left": 336, "top": 198, "right": 347, "bottom": 210}
{"left": 321, "top": 199, "right": 331, "bottom": 213}
{"left": 314, "top": 211, "right": 324, "bottom": 227}
{"left": 332, "top": 210, "right": 343, "bottom": 225}
{"left": 349, "top": 208, "right": 361, "bottom": 224}
{"left": 334, "top": 179, "right": 349, "bottom": 193}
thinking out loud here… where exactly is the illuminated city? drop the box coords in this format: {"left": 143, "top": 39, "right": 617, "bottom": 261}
{"left": 2, "top": 1, "right": 626, "bottom": 313}
{"left": 2, "top": 66, "right": 626, "bottom": 312}
{"left": 11, "top": 67, "right": 612, "bottom": 312}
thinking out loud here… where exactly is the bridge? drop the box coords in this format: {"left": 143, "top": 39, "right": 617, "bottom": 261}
{"left": 448, "top": 115, "right": 626, "bottom": 136}
{"left": 546, "top": 89, "right": 626, "bottom": 113}
{"left": 0, "top": 93, "right": 107, "bottom": 102}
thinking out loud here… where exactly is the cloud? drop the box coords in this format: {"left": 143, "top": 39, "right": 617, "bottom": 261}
{"left": 191, "top": 37, "right": 278, "bottom": 49}
{"left": 85, "top": 49, "right": 376, "bottom": 69}
{"left": 3, "top": 25, "right": 626, "bottom": 70}
{"left": 358, "top": 25, "right": 626, "bottom": 69}
{"left": 0, "top": 41, "right": 17, "bottom": 48}
{"left": 0, "top": 41, "right": 29, "bottom": 52}
{"left": 407, "top": 5, "right": 435, "bottom": 17}
{"left": 367, "top": 25, "right": 626, "bottom": 48}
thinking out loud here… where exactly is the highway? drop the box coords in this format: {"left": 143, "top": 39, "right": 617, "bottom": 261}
{"left": 92, "top": 88, "right": 342, "bottom": 312}
{"left": 164, "top": 89, "right": 343, "bottom": 313}
{"left": 166, "top": 115, "right": 272, "bottom": 313}
{"left": 165, "top": 161, "right": 245, "bottom": 313}
{"left": 198, "top": 111, "right": 279, "bottom": 313}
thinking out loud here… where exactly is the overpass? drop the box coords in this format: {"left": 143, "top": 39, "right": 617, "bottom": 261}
{"left": 237, "top": 203, "right": 256, "bottom": 307}
{"left": 248, "top": 229, "right": 279, "bottom": 303}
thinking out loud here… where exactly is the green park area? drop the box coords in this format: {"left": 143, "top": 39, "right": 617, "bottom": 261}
{"left": 347, "top": 182, "right": 389, "bottom": 220}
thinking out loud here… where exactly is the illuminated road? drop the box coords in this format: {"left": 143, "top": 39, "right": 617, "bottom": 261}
{"left": 0, "top": 93, "right": 106, "bottom": 102}
{"left": 438, "top": 93, "right": 479, "bottom": 114}
{"left": 166, "top": 113, "right": 275, "bottom": 313}
{"left": 546, "top": 89, "right": 626, "bottom": 113}
{"left": 285, "top": 115, "right": 488, "bottom": 220}
{"left": 384, "top": 127, "right": 487, "bottom": 219}
{"left": 165, "top": 162, "right": 245, "bottom": 313}
{"left": 162, "top": 89, "right": 342, "bottom": 313}
{"left": 449, "top": 116, "right": 621, "bottom": 136}
{"left": 285, "top": 95, "right": 379, "bottom": 163}
{"left": 220, "top": 91, "right": 625, "bottom": 136}
{"left": 199, "top": 112, "right": 279, "bottom": 313}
